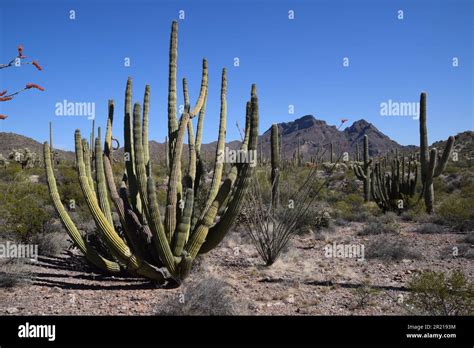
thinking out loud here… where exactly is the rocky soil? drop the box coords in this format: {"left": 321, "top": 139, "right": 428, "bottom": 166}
{"left": 0, "top": 221, "right": 472, "bottom": 316}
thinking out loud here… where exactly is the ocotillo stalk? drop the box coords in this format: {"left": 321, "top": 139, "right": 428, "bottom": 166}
{"left": 330, "top": 142, "right": 334, "bottom": 163}
{"left": 270, "top": 124, "right": 280, "bottom": 208}
{"left": 297, "top": 136, "right": 301, "bottom": 166}
{"left": 353, "top": 135, "right": 372, "bottom": 201}
{"left": 418, "top": 92, "right": 454, "bottom": 214}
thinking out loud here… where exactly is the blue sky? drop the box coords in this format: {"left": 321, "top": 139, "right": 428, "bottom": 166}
{"left": 0, "top": 0, "right": 472, "bottom": 150}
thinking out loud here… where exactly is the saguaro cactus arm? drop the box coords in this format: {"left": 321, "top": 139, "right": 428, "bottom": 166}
{"left": 418, "top": 92, "right": 455, "bottom": 213}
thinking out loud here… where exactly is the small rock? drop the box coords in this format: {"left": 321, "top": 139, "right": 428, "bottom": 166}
{"left": 6, "top": 307, "right": 18, "bottom": 314}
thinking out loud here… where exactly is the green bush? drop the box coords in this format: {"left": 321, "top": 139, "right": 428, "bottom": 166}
{"left": 407, "top": 270, "right": 473, "bottom": 315}
{"left": 0, "top": 179, "right": 54, "bottom": 241}
{"left": 437, "top": 187, "right": 474, "bottom": 231}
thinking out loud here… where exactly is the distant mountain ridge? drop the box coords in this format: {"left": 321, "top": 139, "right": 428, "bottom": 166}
{"left": 259, "top": 115, "right": 414, "bottom": 161}
{"left": 1, "top": 115, "right": 469, "bottom": 163}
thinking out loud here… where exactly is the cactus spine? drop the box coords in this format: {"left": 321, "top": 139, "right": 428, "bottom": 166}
{"left": 270, "top": 124, "right": 280, "bottom": 208}
{"left": 353, "top": 135, "right": 372, "bottom": 201}
{"left": 43, "top": 21, "right": 258, "bottom": 285}
{"left": 419, "top": 92, "right": 454, "bottom": 214}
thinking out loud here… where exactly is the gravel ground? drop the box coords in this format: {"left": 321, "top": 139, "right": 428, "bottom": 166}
{"left": 0, "top": 222, "right": 472, "bottom": 315}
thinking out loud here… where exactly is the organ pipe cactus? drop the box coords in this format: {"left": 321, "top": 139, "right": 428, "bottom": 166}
{"left": 419, "top": 92, "right": 454, "bottom": 214}
{"left": 371, "top": 153, "right": 418, "bottom": 212}
{"left": 353, "top": 135, "right": 372, "bottom": 201}
{"left": 270, "top": 124, "right": 280, "bottom": 208}
{"left": 43, "top": 21, "right": 259, "bottom": 285}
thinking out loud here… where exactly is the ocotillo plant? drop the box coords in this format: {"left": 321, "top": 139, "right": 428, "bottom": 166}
{"left": 0, "top": 45, "right": 44, "bottom": 120}
{"left": 371, "top": 154, "right": 418, "bottom": 212}
{"left": 270, "top": 124, "right": 280, "bottom": 208}
{"left": 43, "top": 21, "right": 259, "bottom": 285}
{"left": 353, "top": 135, "right": 372, "bottom": 201}
{"left": 419, "top": 92, "right": 454, "bottom": 214}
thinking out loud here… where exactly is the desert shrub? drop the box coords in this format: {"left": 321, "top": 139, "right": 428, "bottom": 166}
{"left": 31, "top": 232, "right": 68, "bottom": 256}
{"left": 436, "top": 182, "right": 474, "bottom": 231}
{"left": 352, "top": 279, "right": 379, "bottom": 309}
{"left": 156, "top": 277, "right": 247, "bottom": 315}
{"left": 0, "top": 163, "right": 24, "bottom": 181}
{"left": 373, "top": 212, "right": 398, "bottom": 225}
{"left": 0, "top": 259, "right": 31, "bottom": 288}
{"left": 462, "top": 232, "right": 474, "bottom": 244}
{"left": 407, "top": 270, "right": 473, "bottom": 315}
{"left": 0, "top": 179, "right": 54, "bottom": 241}
{"left": 55, "top": 165, "right": 87, "bottom": 211}
{"left": 333, "top": 195, "right": 378, "bottom": 222}
{"left": 366, "top": 236, "right": 418, "bottom": 261}
{"left": 244, "top": 164, "right": 326, "bottom": 265}
{"left": 295, "top": 203, "right": 333, "bottom": 233}
{"left": 358, "top": 221, "right": 400, "bottom": 236}
{"left": 416, "top": 223, "right": 445, "bottom": 234}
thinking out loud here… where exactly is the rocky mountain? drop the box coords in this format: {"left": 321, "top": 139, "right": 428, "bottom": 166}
{"left": 432, "top": 131, "right": 474, "bottom": 164}
{"left": 1, "top": 117, "right": 468, "bottom": 164}
{"left": 0, "top": 132, "right": 74, "bottom": 161}
{"left": 258, "top": 115, "right": 413, "bottom": 161}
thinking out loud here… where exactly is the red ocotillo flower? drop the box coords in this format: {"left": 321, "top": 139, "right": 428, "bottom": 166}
{"left": 0, "top": 90, "right": 7, "bottom": 97}
{"left": 17, "top": 45, "right": 25, "bottom": 58}
{"left": 341, "top": 118, "right": 348, "bottom": 124}
{"left": 0, "top": 96, "right": 13, "bottom": 101}
{"left": 32, "top": 61, "right": 42, "bottom": 71}
{"left": 25, "top": 83, "right": 45, "bottom": 91}
{"left": 0, "top": 114, "right": 8, "bottom": 120}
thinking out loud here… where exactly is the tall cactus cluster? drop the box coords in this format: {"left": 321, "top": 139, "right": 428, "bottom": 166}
{"left": 43, "top": 21, "right": 259, "bottom": 285}
{"left": 371, "top": 151, "right": 418, "bottom": 212}
{"left": 419, "top": 92, "right": 454, "bottom": 214}
{"left": 8, "top": 148, "right": 39, "bottom": 169}
{"left": 270, "top": 124, "right": 280, "bottom": 208}
{"left": 353, "top": 135, "right": 372, "bottom": 202}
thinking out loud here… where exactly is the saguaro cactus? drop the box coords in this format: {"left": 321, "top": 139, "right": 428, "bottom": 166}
{"left": 419, "top": 92, "right": 454, "bottom": 214}
{"left": 270, "top": 124, "right": 280, "bottom": 208}
{"left": 43, "top": 21, "right": 259, "bottom": 285}
{"left": 353, "top": 135, "right": 372, "bottom": 201}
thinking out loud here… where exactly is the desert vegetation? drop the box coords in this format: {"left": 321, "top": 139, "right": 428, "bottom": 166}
{"left": 0, "top": 21, "right": 472, "bottom": 316}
